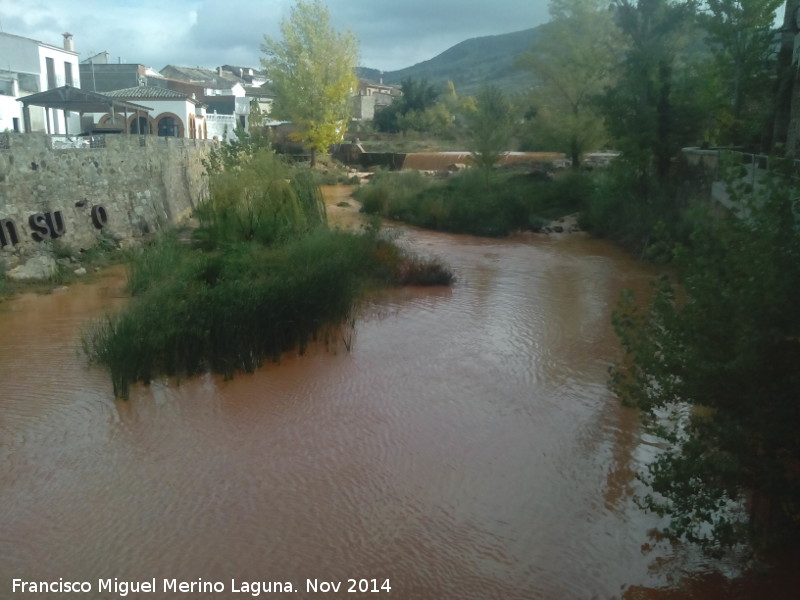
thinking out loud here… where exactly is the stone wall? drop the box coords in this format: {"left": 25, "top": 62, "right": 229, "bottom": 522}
{"left": 0, "top": 132, "right": 213, "bottom": 278}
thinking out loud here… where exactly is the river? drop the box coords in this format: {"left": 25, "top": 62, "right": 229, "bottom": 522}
{"left": 1, "top": 187, "right": 797, "bottom": 599}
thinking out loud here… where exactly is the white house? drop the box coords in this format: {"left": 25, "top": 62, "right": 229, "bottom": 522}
{"left": 160, "top": 65, "right": 270, "bottom": 136}
{"left": 99, "top": 86, "right": 207, "bottom": 139}
{"left": 0, "top": 31, "right": 81, "bottom": 134}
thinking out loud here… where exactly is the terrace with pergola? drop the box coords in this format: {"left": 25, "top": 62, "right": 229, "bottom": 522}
{"left": 16, "top": 84, "right": 152, "bottom": 135}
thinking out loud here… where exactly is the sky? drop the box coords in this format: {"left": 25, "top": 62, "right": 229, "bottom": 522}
{"left": 0, "top": 0, "right": 550, "bottom": 73}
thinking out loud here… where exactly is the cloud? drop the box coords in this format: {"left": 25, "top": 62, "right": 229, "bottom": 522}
{"left": 0, "top": 0, "right": 549, "bottom": 72}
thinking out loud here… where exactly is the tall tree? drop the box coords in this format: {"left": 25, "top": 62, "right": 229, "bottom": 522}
{"left": 518, "top": 0, "right": 621, "bottom": 168}
{"left": 772, "top": 0, "right": 800, "bottom": 151}
{"left": 465, "top": 84, "right": 515, "bottom": 172}
{"left": 612, "top": 165, "right": 800, "bottom": 551}
{"left": 595, "top": 0, "right": 705, "bottom": 188}
{"left": 261, "top": 0, "right": 358, "bottom": 166}
{"left": 700, "top": 0, "right": 784, "bottom": 147}
{"left": 374, "top": 78, "right": 441, "bottom": 134}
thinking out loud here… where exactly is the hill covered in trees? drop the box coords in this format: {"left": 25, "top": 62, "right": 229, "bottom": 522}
{"left": 358, "top": 27, "right": 540, "bottom": 95}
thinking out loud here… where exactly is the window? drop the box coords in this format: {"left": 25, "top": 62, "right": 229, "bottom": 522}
{"left": 64, "top": 62, "right": 73, "bottom": 86}
{"left": 46, "top": 57, "right": 56, "bottom": 89}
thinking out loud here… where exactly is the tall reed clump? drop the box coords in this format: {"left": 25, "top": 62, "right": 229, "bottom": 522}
{"left": 195, "top": 149, "right": 327, "bottom": 247}
{"left": 83, "top": 148, "right": 454, "bottom": 398}
{"left": 84, "top": 232, "right": 352, "bottom": 398}
{"left": 356, "top": 168, "right": 593, "bottom": 237}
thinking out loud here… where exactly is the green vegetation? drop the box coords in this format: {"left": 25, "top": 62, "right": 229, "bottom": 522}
{"left": 84, "top": 145, "right": 453, "bottom": 399}
{"left": 355, "top": 169, "right": 590, "bottom": 237}
{"left": 518, "top": 0, "right": 620, "bottom": 168}
{"left": 464, "top": 85, "right": 515, "bottom": 172}
{"left": 373, "top": 28, "right": 538, "bottom": 95}
{"left": 701, "top": 0, "right": 784, "bottom": 146}
{"left": 578, "top": 157, "right": 697, "bottom": 261}
{"left": 560, "top": 0, "right": 800, "bottom": 557}
{"left": 374, "top": 79, "right": 445, "bottom": 135}
{"left": 611, "top": 165, "right": 800, "bottom": 553}
{"left": 84, "top": 227, "right": 450, "bottom": 399}
{"left": 196, "top": 149, "right": 327, "bottom": 247}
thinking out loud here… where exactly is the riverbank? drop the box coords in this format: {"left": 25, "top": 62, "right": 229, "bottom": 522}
{"left": 0, "top": 239, "right": 127, "bottom": 302}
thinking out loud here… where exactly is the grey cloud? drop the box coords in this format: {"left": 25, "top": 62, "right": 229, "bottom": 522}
{"left": 1, "top": 0, "right": 549, "bottom": 73}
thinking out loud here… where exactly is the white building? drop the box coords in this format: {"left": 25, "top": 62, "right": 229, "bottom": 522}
{"left": 100, "top": 86, "right": 207, "bottom": 139}
{"left": 159, "top": 65, "right": 274, "bottom": 136}
{"left": 0, "top": 32, "right": 81, "bottom": 133}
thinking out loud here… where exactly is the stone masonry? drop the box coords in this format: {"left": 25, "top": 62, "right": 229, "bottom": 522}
{"left": 0, "top": 132, "right": 213, "bottom": 278}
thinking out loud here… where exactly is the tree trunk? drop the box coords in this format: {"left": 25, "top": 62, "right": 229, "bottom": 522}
{"left": 655, "top": 60, "right": 673, "bottom": 182}
{"left": 570, "top": 137, "right": 581, "bottom": 169}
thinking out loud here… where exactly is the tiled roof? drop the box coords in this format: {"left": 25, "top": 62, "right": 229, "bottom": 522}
{"left": 160, "top": 65, "right": 242, "bottom": 88}
{"left": 104, "top": 86, "right": 192, "bottom": 101}
{"left": 245, "top": 84, "right": 276, "bottom": 97}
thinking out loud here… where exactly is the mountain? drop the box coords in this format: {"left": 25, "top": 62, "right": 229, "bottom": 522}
{"left": 359, "top": 27, "right": 540, "bottom": 96}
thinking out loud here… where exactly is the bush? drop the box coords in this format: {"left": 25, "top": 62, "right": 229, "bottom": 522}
{"left": 356, "top": 168, "right": 594, "bottom": 237}
{"left": 580, "top": 161, "right": 693, "bottom": 261}
{"left": 611, "top": 168, "right": 800, "bottom": 551}
{"left": 354, "top": 170, "right": 432, "bottom": 215}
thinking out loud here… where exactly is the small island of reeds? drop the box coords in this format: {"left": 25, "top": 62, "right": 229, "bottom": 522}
{"left": 82, "top": 147, "right": 453, "bottom": 399}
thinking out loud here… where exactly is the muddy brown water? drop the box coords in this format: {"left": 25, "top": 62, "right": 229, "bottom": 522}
{"left": 1, "top": 187, "right": 797, "bottom": 599}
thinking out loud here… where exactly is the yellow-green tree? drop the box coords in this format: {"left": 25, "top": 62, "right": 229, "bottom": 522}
{"left": 261, "top": 0, "right": 358, "bottom": 166}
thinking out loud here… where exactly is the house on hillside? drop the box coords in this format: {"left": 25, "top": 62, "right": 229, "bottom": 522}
{"left": 98, "top": 86, "right": 207, "bottom": 139}
{"left": 0, "top": 31, "right": 81, "bottom": 134}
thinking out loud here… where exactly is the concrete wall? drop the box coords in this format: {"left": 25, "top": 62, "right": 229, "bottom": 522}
{"left": 0, "top": 132, "right": 213, "bottom": 274}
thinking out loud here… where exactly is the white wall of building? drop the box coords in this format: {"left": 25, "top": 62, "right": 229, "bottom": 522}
{"left": 0, "top": 32, "right": 81, "bottom": 134}
{"left": 206, "top": 113, "right": 238, "bottom": 141}
{"left": 102, "top": 98, "right": 207, "bottom": 139}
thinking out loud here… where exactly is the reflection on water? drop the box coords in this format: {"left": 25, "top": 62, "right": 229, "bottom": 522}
{"left": 1, "top": 193, "right": 797, "bottom": 598}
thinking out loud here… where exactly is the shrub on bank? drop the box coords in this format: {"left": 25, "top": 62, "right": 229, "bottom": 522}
{"left": 355, "top": 170, "right": 431, "bottom": 216}
{"left": 579, "top": 161, "right": 696, "bottom": 261}
{"left": 355, "top": 168, "right": 593, "bottom": 237}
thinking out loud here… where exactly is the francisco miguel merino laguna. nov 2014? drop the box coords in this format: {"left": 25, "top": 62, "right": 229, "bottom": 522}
{"left": 12, "top": 578, "right": 293, "bottom": 596}
{"left": 11, "top": 577, "right": 393, "bottom": 595}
